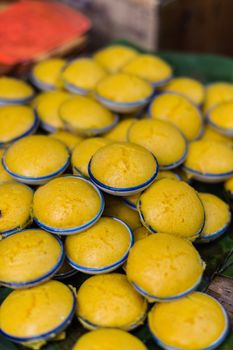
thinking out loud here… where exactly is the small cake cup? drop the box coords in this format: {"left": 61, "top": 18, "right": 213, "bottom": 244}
{"left": 0, "top": 281, "right": 76, "bottom": 348}
{"left": 65, "top": 217, "right": 133, "bottom": 274}
{"left": 0, "top": 77, "right": 34, "bottom": 105}
{"left": 206, "top": 101, "right": 233, "bottom": 137}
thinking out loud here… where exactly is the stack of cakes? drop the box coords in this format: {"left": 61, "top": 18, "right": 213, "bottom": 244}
{"left": 0, "top": 44, "right": 232, "bottom": 350}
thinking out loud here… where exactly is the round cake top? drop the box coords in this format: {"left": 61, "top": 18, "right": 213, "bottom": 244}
{"left": 122, "top": 54, "right": 172, "bottom": 85}
{"left": 161, "top": 77, "right": 205, "bottom": 105}
{"left": 126, "top": 233, "right": 204, "bottom": 299}
{"left": 94, "top": 45, "right": 138, "bottom": 73}
{"left": 184, "top": 140, "right": 233, "bottom": 175}
{"left": 96, "top": 73, "right": 153, "bottom": 103}
{"left": 72, "top": 328, "right": 147, "bottom": 350}
{"left": 128, "top": 119, "right": 186, "bottom": 168}
{"left": 0, "top": 149, "right": 13, "bottom": 184}
{"left": 0, "top": 77, "right": 34, "bottom": 102}
{"left": 76, "top": 273, "right": 147, "bottom": 329}
{"left": 150, "top": 92, "right": 203, "bottom": 141}
{"left": 36, "top": 90, "right": 72, "bottom": 129}
{"left": 0, "top": 182, "right": 33, "bottom": 233}
{"left": 0, "top": 105, "right": 36, "bottom": 144}
{"left": 204, "top": 82, "right": 233, "bottom": 113}
{"left": 148, "top": 292, "right": 227, "bottom": 350}
{"left": 199, "top": 193, "right": 230, "bottom": 237}
{"left": 200, "top": 125, "right": 233, "bottom": 148}
{"left": 0, "top": 280, "right": 74, "bottom": 338}
{"left": 225, "top": 176, "right": 233, "bottom": 193}
{"left": 32, "top": 58, "right": 65, "bottom": 89}
{"left": 50, "top": 131, "right": 83, "bottom": 151}
{"left": 33, "top": 176, "right": 102, "bottom": 230}
{"left": 65, "top": 217, "right": 131, "bottom": 269}
{"left": 104, "top": 196, "right": 141, "bottom": 230}
{"left": 4, "top": 135, "right": 69, "bottom": 179}
{"left": 139, "top": 179, "right": 204, "bottom": 240}
{"left": 62, "top": 58, "right": 107, "bottom": 92}
{"left": 60, "top": 96, "right": 116, "bottom": 132}
{"left": 0, "top": 229, "right": 62, "bottom": 284}
{"left": 208, "top": 100, "right": 233, "bottom": 131}
{"left": 72, "top": 137, "right": 111, "bottom": 177}
{"left": 89, "top": 142, "right": 157, "bottom": 189}
{"left": 105, "top": 118, "right": 136, "bottom": 142}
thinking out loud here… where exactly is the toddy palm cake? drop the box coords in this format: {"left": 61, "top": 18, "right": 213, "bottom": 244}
{"left": 203, "top": 82, "right": 233, "bottom": 113}
{"left": 0, "top": 182, "right": 33, "bottom": 238}
{"left": 76, "top": 274, "right": 147, "bottom": 330}
{"left": 0, "top": 105, "right": 38, "bottom": 146}
{"left": 62, "top": 58, "right": 106, "bottom": 95}
{"left": 72, "top": 137, "right": 111, "bottom": 177}
{"left": 198, "top": 193, "right": 231, "bottom": 242}
{"left": 72, "top": 329, "right": 147, "bottom": 350}
{"left": 126, "top": 234, "right": 205, "bottom": 301}
{"left": 95, "top": 73, "right": 153, "bottom": 113}
{"left": 122, "top": 54, "right": 173, "bottom": 87}
{"left": 207, "top": 100, "right": 233, "bottom": 137}
{"left": 184, "top": 140, "right": 233, "bottom": 182}
{"left": 65, "top": 217, "right": 133, "bottom": 273}
{"left": 31, "top": 58, "right": 65, "bottom": 91}
{"left": 105, "top": 118, "right": 136, "bottom": 142}
{"left": 3, "top": 135, "right": 70, "bottom": 184}
{"left": 50, "top": 131, "right": 83, "bottom": 152}
{"left": 161, "top": 77, "right": 205, "bottom": 105}
{"left": 94, "top": 45, "right": 138, "bottom": 73}
{"left": 60, "top": 95, "right": 118, "bottom": 136}
{"left": 0, "top": 281, "right": 76, "bottom": 348}
{"left": 148, "top": 292, "right": 229, "bottom": 350}
{"left": 200, "top": 125, "right": 233, "bottom": 148}
{"left": 138, "top": 179, "right": 204, "bottom": 240}
{"left": 150, "top": 92, "right": 203, "bottom": 141}
{"left": 89, "top": 142, "right": 158, "bottom": 195}
{"left": 0, "top": 229, "right": 64, "bottom": 288}
{"left": 33, "top": 175, "right": 104, "bottom": 235}
{"left": 0, "top": 77, "right": 34, "bottom": 104}
{"left": 127, "top": 119, "right": 187, "bottom": 169}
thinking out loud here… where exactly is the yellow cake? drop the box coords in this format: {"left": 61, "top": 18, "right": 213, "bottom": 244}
{"left": 126, "top": 234, "right": 205, "bottom": 301}
{"left": 127, "top": 119, "right": 187, "bottom": 169}
{"left": 62, "top": 58, "right": 106, "bottom": 94}
{"left": 32, "top": 58, "right": 65, "bottom": 90}
{"left": 0, "top": 182, "right": 33, "bottom": 237}
{"left": 104, "top": 195, "right": 141, "bottom": 230}
{"left": 71, "top": 137, "right": 111, "bottom": 177}
{"left": 3, "top": 135, "right": 70, "bottom": 184}
{"left": 105, "top": 118, "right": 137, "bottom": 142}
{"left": 200, "top": 125, "right": 233, "bottom": 148}
{"left": 65, "top": 217, "right": 133, "bottom": 273}
{"left": 76, "top": 274, "right": 147, "bottom": 330}
{"left": 0, "top": 105, "right": 38, "bottom": 145}
{"left": 148, "top": 292, "right": 228, "bottom": 350}
{"left": 33, "top": 176, "right": 103, "bottom": 234}
{"left": 199, "top": 193, "right": 231, "bottom": 241}
{"left": 122, "top": 54, "right": 172, "bottom": 86}
{"left": 133, "top": 226, "right": 151, "bottom": 242}
{"left": 203, "top": 82, "right": 233, "bottom": 113}
{"left": 224, "top": 176, "right": 233, "bottom": 195}
{"left": 50, "top": 131, "right": 83, "bottom": 151}
{"left": 207, "top": 100, "right": 233, "bottom": 136}
{"left": 94, "top": 45, "right": 138, "bottom": 73}
{"left": 0, "top": 280, "right": 76, "bottom": 348}
{"left": 72, "top": 328, "right": 147, "bottom": 350}
{"left": 0, "top": 77, "right": 34, "bottom": 103}
{"left": 161, "top": 77, "right": 205, "bottom": 105}
{"left": 138, "top": 179, "right": 205, "bottom": 240}
{"left": 60, "top": 95, "right": 117, "bottom": 136}
{"left": 96, "top": 73, "right": 153, "bottom": 107}
{"left": 150, "top": 92, "right": 203, "bottom": 141}
{"left": 89, "top": 142, "right": 158, "bottom": 195}
{"left": 184, "top": 140, "right": 233, "bottom": 181}
{"left": 36, "top": 90, "right": 72, "bottom": 131}
{"left": 0, "top": 149, "right": 13, "bottom": 184}
{"left": 0, "top": 229, "right": 64, "bottom": 287}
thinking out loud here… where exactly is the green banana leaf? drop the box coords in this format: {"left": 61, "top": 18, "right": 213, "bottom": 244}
{"left": 0, "top": 39, "right": 233, "bottom": 350}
